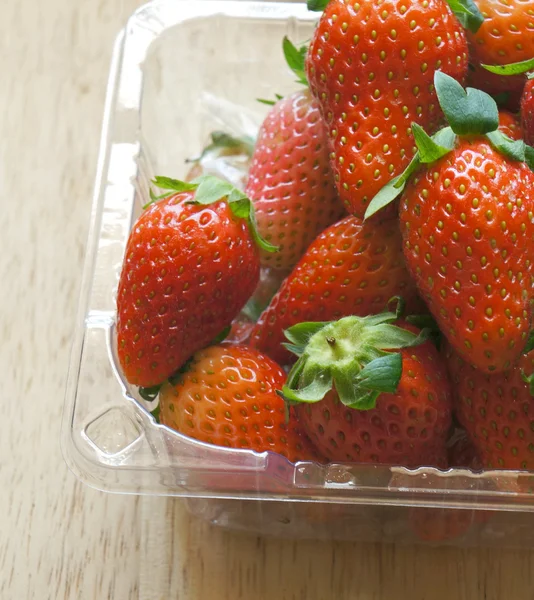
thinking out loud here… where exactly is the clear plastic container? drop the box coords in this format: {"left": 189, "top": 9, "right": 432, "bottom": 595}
{"left": 62, "top": 0, "right": 534, "bottom": 546}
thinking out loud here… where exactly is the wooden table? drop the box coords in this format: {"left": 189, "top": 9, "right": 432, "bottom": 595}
{"left": 2, "top": 0, "right": 534, "bottom": 597}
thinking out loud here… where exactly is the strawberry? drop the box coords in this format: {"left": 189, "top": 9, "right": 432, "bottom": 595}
{"left": 366, "top": 72, "right": 534, "bottom": 373}
{"left": 116, "top": 176, "right": 276, "bottom": 387}
{"left": 249, "top": 215, "right": 424, "bottom": 366}
{"left": 401, "top": 137, "right": 534, "bottom": 372}
{"left": 281, "top": 313, "right": 452, "bottom": 466}
{"left": 521, "top": 76, "right": 534, "bottom": 146}
{"left": 305, "top": 0, "right": 469, "bottom": 218}
{"left": 445, "top": 344, "right": 534, "bottom": 470}
{"left": 158, "top": 344, "right": 321, "bottom": 462}
{"left": 467, "top": 0, "right": 534, "bottom": 110}
{"left": 246, "top": 40, "right": 344, "bottom": 271}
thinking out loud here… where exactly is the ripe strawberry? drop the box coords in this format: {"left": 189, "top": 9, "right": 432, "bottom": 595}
{"left": 305, "top": 0, "right": 468, "bottom": 218}
{"left": 249, "top": 215, "right": 424, "bottom": 365}
{"left": 521, "top": 77, "right": 534, "bottom": 146}
{"left": 400, "top": 140, "right": 534, "bottom": 373}
{"left": 246, "top": 87, "right": 344, "bottom": 270}
{"left": 366, "top": 73, "right": 534, "bottom": 373}
{"left": 117, "top": 176, "right": 275, "bottom": 387}
{"left": 158, "top": 344, "right": 321, "bottom": 462}
{"left": 445, "top": 344, "right": 534, "bottom": 470}
{"left": 282, "top": 314, "right": 452, "bottom": 466}
{"left": 400, "top": 131, "right": 534, "bottom": 373}
{"left": 467, "top": 0, "right": 534, "bottom": 110}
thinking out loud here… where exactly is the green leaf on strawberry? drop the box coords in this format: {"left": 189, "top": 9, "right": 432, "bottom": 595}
{"left": 257, "top": 94, "right": 284, "bottom": 106}
{"left": 482, "top": 56, "right": 534, "bottom": 76}
{"left": 367, "top": 72, "right": 534, "bottom": 219}
{"left": 486, "top": 130, "right": 532, "bottom": 163}
{"left": 152, "top": 176, "right": 198, "bottom": 193}
{"left": 363, "top": 156, "right": 419, "bottom": 219}
{"left": 307, "top": 0, "right": 330, "bottom": 11}
{"left": 445, "top": 0, "right": 484, "bottom": 34}
{"left": 365, "top": 127, "right": 456, "bottom": 218}
{"left": 412, "top": 124, "right": 456, "bottom": 164}
{"left": 347, "top": 354, "right": 403, "bottom": 408}
{"left": 150, "top": 175, "right": 279, "bottom": 254}
{"left": 193, "top": 176, "right": 235, "bottom": 205}
{"left": 280, "top": 313, "right": 425, "bottom": 410}
{"left": 434, "top": 71, "right": 499, "bottom": 136}
{"left": 283, "top": 36, "right": 308, "bottom": 86}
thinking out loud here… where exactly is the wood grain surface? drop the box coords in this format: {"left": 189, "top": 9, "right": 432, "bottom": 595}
{"left": 1, "top": 0, "right": 534, "bottom": 598}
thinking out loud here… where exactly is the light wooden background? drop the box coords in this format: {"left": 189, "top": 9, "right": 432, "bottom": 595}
{"left": 2, "top": 0, "right": 534, "bottom": 598}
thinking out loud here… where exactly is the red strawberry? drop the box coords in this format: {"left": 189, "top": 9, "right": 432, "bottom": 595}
{"left": 158, "top": 344, "right": 321, "bottom": 462}
{"left": 521, "top": 76, "right": 534, "bottom": 146}
{"left": 281, "top": 315, "right": 452, "bottom": 466}
{"left": 400, "top": 139, "right": 534, "bottom": 373}
{"left": 305, "top": 0, "right": 468, "bottom": 218}
{"left": 467, "top": 0, "right": 534, "bottom": 110}
{"left": 249, "top": 215, "right": 424, "bottom": 366}
{"left": 445, "top": 344, "right": 534, "bottom": 470}
{"left": 366, "top": 73, "right": 534, "bottom": 374}
{"left": 246, "top": 87, "right": 344, "bottom": 270}
{"left": 116, "top": 176, "right": 274, "bottom": 387}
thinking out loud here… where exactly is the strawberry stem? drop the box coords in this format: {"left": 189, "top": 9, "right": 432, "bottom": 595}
{"left": 280, "top": 313, "right": 426, "bottom": 410}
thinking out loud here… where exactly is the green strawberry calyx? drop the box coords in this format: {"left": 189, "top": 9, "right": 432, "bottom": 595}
{"left": 257, "top": 37, "right": 308, "bottom": 105}
{"left": 279, "top": 312, "right": 427, "bottom": 411}
{"left": 257, "top": 94, "right": 284, "bottom": 106}
{"left": 283, "top": 36, "right": 308, "bottom": 87}
{"left": 365, "top": 72, "right": 534, "bottom": 219}
{"left": 307, "top": 0, "right": 329, "bottom": 12}
{"left": 481, "top": 56, "right": 534, "bottom": 77}
{"left": 444, "top": 0, "right": 484, "bottom": 33}
{"left": 146, "top": 175, "right": 278, "bottom": 253}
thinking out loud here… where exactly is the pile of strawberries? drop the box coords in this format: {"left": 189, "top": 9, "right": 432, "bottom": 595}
{"left": 116, "top": 0, "right": 534, "bottom": 475}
